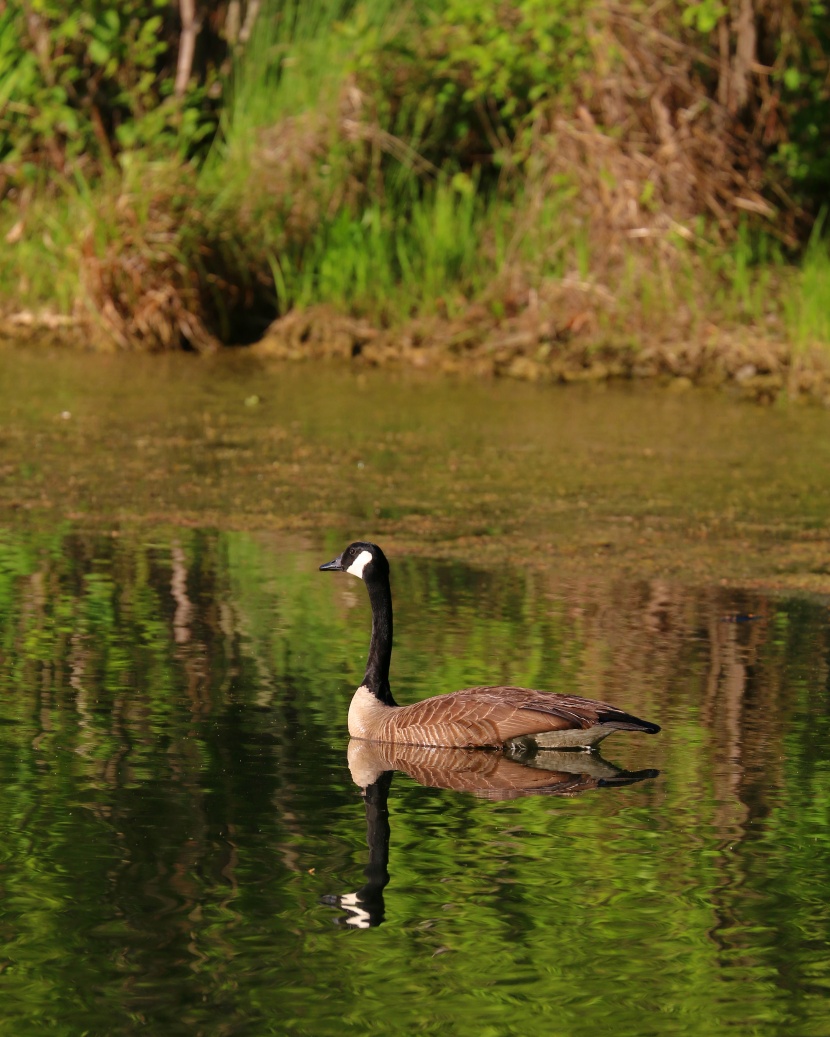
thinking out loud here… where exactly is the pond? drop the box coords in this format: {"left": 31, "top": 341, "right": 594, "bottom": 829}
{"left": 2, "top": 347, "right": 830, "bottom": 1036}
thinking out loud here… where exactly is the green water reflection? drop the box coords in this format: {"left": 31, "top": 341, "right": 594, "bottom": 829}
{"left": 1, "top": 528, "right": 830, "bottom": 1035}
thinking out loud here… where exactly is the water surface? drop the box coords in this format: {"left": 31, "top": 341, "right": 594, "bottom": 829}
{"left": 2, "top": 349, "right": 830, "bottom": 1035}
{"left": 3, "top": 347, "right": 830, "bottom": 586}
{"left": 1, "top": 528, "right": 829, "bottom": 1035}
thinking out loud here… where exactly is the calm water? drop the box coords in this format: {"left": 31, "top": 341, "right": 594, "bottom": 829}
{"left": 2, "top": 350, "right": 830, "bottom": 1035}
{"left": 2, "top": 531, "right": 830, "bottom": 1036}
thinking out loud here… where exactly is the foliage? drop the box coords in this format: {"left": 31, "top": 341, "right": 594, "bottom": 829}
{"left": 0, "top": 0, "right": 220, "bottom": 184}
{"left": 1, "top": 0, "right": 830, "bottom": 357}
{"left": 766, "top": 5, "right": 830, "bottom": 198}
{"left": 676, "top": 0, "right": 830, "bottom": 209}
{"left": 344, "top": 0, "right": 592, "bottom": 174}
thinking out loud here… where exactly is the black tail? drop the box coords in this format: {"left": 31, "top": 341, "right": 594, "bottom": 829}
{"left": 603, "top": 712, "right": 661, "bottom": 735}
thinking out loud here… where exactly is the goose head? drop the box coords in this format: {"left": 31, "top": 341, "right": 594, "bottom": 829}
{"left": 319, "top": 541, "right": 389, "bottom": 582}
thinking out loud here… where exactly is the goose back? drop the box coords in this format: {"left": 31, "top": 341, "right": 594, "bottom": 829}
{"left": 348, "top": 683, "right": 659, "bottom": 749}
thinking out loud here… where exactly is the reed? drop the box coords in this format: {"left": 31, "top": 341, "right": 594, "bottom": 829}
{"left": 784, "top": 215, "right": 830, "bottom": 353}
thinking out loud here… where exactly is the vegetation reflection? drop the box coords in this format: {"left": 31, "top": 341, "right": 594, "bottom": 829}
{"left": 1, "top": 526, "right": 830, "bottom": 1035}
{"left": 324, "top": 740, "right": 659, "bottom": 929}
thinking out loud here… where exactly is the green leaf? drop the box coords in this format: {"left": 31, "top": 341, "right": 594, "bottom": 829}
{"left": 88, "top": 39, "right": 110, "bottom": 66}
{"left": 783, "top": 67, "right": 801, "bottom": 90}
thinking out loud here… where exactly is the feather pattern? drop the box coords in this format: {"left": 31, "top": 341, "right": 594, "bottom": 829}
{"left": 348, "top": 683, "right": 658, "bottom": 748}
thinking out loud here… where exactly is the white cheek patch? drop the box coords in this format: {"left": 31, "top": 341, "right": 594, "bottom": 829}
{"left": 345, "top": 550, "right": 373, "bottom": 579}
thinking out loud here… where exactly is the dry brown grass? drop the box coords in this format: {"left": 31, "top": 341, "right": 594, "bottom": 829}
{"left": 75, "top": 165, "right": 220, "bottom": 352}
{"left": 537, "top": 5, "right": 785, "bottom": 255}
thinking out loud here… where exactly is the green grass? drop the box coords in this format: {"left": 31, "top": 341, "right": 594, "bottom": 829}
{"left": 0, "top": 185, "right": 83, "bottom": 314}
{"left": 265, "top": 184, "right": 495, "bottom": 318}
{"left": 213, "top": 0, "right": 401, "bottom": 165}
{"left": 785, "top": 227, "right": 830, "bottom": 353}
{"left": 262, "top": 181, "right": 599, "bottom": 323}
{"left": 707, "top": 223, "right": 783, "bottom": 325}
{"left": 7, "top": 154, "right": 830, "bottom": 364}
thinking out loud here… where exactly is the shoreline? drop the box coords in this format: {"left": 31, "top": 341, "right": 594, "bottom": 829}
{"left": 5, "top": 303, "right": 830, "bottom": 406}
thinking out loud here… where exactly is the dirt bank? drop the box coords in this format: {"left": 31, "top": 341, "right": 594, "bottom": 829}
{"left": 5, "top": 302, "right": 830, "bottom": 406}
{"left": 250, "top": 304, "right": 830, "bottom": 406}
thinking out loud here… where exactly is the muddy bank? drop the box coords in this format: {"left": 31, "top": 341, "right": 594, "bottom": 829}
{"left": 250, "top": 305, "right": 830, "bottom": 406}
{"left": 4, "top": 303, "right": 830, "bottom": 406}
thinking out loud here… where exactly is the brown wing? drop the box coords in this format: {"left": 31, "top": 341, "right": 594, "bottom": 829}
{"left": 376, "top": 686, "right": 657, "bottom": 748}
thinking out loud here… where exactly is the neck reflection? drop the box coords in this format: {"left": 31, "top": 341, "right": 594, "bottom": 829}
{"left": 322, "top": 740, "right": 658, "bottom": 929}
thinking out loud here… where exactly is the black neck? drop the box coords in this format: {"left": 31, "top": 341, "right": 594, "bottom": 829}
{"left": 362, "top": 574, "right": 397, "bottom": 706}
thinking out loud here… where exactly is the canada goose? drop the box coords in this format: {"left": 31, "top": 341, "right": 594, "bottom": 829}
{"left": 320, "top": 541, "right": 661, "bottom": 750}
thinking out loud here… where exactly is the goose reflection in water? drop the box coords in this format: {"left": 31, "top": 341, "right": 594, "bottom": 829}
{"left": 322, "top": 739, "right": 659, "bottom": 929}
